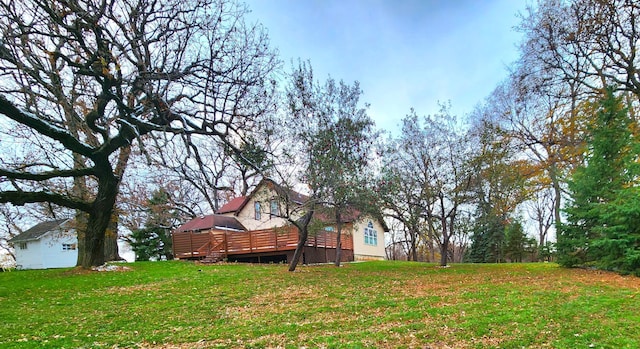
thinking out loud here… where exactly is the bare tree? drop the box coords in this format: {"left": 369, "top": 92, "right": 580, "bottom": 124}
{"left": 378, "top": 112, "right": 436, "bottom": 262}
{"left": 0, "top": 0, "right": 278, "bottom": 268}
{"left": 380, "top": 107, "right": 472, "bottom": 266}
{"left": 0, "top": 205, "right": 23, "bottom": 262}
{"left": 425, "top": 111, "right": 473, "bottom": 267}
{"left": 527, "top": 186, "right": 555, "bottom": 251}
{"left": 520, "top": 0, "right": 640, "bottom": 99}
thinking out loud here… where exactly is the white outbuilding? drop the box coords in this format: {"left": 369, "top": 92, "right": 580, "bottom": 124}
{"left": 8, "top": 218, "right": 77, "bottom": 269}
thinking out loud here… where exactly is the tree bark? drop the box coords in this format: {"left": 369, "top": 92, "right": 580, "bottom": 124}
{"left": 428, "top": 225, "right": 436, "bottom": 262}
{"left": 334, "top": 211, "right": 342, "bottom": 267}
{"left": 410, "top": 228, "right": 418, "bottom": 261}
{"left": 103, "top": 146, "right": 131, "bottom": 262}
{"left": 288, "top": 227, "right": 308, "bottom": 272}
{"left": 550, "top": 164, "right": 563, "bottom": 230}
{"left": 439, "top": 198, "right": 452, "bottom": 267}
{"left": 288, "top": 208, "right": 314, "bottom": 272}
{"left": 103, "top": 214, "right": 123, "bottom": 261}
{"left": 77, "top": 174, "right": 119, "bottom": 268}
{"left": 440, "top": 220, "right": 449, "bottom": 267}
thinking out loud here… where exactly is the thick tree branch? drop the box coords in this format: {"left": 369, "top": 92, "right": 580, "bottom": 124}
{"left": 0, "top": 95, "right": 95, "bottom": 157}
{"left": 0, "top": 168, "right": 96, "bottom": 181}
{"left": 0, "top": 190, "right": 92, "bottom": 212}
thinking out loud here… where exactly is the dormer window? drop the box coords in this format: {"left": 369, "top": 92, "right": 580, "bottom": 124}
{"left": 254, "top": 201, "right": 261, "bottom": 220}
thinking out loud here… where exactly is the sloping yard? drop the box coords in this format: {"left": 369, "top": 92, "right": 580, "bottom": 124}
{"left": 1, "top": 261, "right": 639, "bottom": 348}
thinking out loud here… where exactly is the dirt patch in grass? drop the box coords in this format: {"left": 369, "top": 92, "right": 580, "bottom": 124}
{"left": 568, "top": 268, "right": 640, "bottom": 289}
{"left": 61, "top": 264, "right": 132, "bottom": 276}
{"left": 136, "top": 340, "right": 212, "bottom": 349}
{"left": 103, "top": 282, "right": 168, "bottom": 295}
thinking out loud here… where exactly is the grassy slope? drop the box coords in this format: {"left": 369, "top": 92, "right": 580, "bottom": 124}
{"left": 0, "top": 261, "right": 639, "bottom": 349}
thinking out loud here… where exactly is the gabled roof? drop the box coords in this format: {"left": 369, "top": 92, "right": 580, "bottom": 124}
{"left": 8, "top": 218, "right": 71, "bottom": 243}
{"left": 174, "top": 214, "right": 246, "bottom": 233}
{"left": 216, "top": 196, "right": 247, "bottom": 214}
{"left": 220, "top": 178, "right": 308, "bottom": 216}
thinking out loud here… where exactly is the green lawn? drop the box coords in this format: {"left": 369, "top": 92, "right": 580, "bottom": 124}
{"left": 1, "top": 261, "right": 639, "bottom": 348}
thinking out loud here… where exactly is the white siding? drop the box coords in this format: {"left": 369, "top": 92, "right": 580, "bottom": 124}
{"left": 352, "top": 217, "right": 386, "bottom": 260}
{"left": 40, "top": 233, "right": 77, "bottom": 269}
{"left": 15, "top": 240, "right": 45, "bottom": 270}
{"left": 14, "top": 230, "right": 77, "bottom": 270}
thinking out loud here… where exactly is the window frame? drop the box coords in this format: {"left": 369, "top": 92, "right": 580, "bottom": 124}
{"left": 254, "top": 201, "right": 261, "bottom": 220}
{"left": 270, "top": 199, "right": 279, "bottom": 218}
{"left": 62, "top": 243, "right": 77, "bottom": 251}
{"left": 364, "top": 221, "right": 378, "bottom": 246}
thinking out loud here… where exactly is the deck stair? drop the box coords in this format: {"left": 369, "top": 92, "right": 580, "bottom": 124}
{"left": 196, "top": 238, "right": 226, "bottom": 264}
{"left": 200, "top": 250, "right": 223, "bottom": 263}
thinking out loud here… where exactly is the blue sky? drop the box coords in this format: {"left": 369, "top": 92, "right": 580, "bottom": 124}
{"left": 245, "top": 0, "right": 529, "bottom": 133}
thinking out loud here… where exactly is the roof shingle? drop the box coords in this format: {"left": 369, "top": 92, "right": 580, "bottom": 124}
{"left": 174, "top": 214, "right": 246, "bottom": 233}
{"left": 216, "top": 196, "right": 247, "bottom": 214}
{"left": 8, "top": 219, "right": 70, "bottom": 243}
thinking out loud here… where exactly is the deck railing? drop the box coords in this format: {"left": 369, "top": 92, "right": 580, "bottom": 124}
{"left": 173, "top": 226, "right": 353, "bottom": 259}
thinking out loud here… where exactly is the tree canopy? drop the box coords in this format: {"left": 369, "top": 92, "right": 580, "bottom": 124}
{"left": 559, "top": 88, "right": 640, "bottom": 274}
{"left": 0, "top": 0, "right": 278, "bottom": 268}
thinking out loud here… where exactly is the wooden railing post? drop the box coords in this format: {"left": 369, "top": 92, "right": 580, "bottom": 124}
{"left": 223, "top": 232, "right": 228, "bottom": 257}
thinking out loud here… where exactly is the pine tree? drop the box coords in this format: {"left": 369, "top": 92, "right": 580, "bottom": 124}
{"left": 504, "top": 221, "right": 527, "bottom": 263}
{"left": 126, "top": 188, "right": 176, "bottom": 261}
{"left": 469, "top": 205, "right": 506, "bottom": 263}
{"left": 559, "top": 88, "right": 640, "bottom": 274}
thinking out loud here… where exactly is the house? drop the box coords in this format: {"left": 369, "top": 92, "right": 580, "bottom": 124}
{"left": 8, "top": 218, "right": 77, "bottom": 269}
{"left": 172, "top": 178, "right": 388, "bottom": 263}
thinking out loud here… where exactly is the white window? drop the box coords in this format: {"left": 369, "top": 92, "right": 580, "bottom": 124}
{"left": 18, "top": 242, "right": 27, "bottom": 250}
{"left": 62, "top": 243, "right": 76, "bottom": 251}
{"left": 270, "top": 199, "right": 279, "bottom": 218}
{"left": 364, "top": 221, "right": 377, "bottom": 246}
{"left": 254, "top": 201, "right": 261, "bottom": 220}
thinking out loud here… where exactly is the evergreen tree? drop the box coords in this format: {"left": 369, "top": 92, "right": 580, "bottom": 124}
{"left": 469, "top": 205, "right": 506, "bottom": 263}
{"left": 128, "top": 228, "right": 162, "bottom": 262}
{"left": 504, "top": 221, "right": 528, "bottom": 263}
{"left": 559, "top": 88, "right": 640, "bottom": 274}
{"left": 126, "top": 188, "right": 177, "bottom": 261}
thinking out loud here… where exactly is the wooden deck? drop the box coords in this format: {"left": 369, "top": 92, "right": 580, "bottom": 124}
{"left": 173, "top": 226, "right": 353, "bottom": 260}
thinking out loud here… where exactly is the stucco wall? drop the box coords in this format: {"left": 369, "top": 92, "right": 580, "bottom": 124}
{"left": 351, "top": 217, "right": 386, "bottom": 260}
{"left": 235, "top": 186, "right": 291, "bottom": 231}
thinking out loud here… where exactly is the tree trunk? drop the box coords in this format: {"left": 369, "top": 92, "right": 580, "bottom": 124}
{"left": 289, "top": 227, "right": 308, "bottom": 271}
{"left": 439, "top": 215, "right": 449, "bottom": 267}
{"left": 428, "top": 225, "right": 436, "bottom": 262}
{"left": 549, "top": 163, "right": 563, "bottom": 229}
{"left": 103, "top": 213, "right": 123, "bottom": 261}
{"left": 77, "top": 174, "right": 119, "bottom": 268}
{"left": 288, "top": 208, "right": 315, "bottom": 272}
{"left": 103, "top": 146, "right": 131, "bottom": 262}
{"left": 334, "top": 211, "right": 342, "bottom": 267}
{"left": 440, "top": 235, "right": 449, "bottom": 267}
{"left": 410, "top": 229, "right": 418, "bottom": 261}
